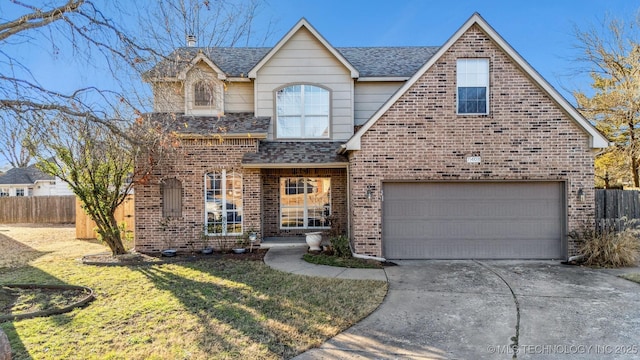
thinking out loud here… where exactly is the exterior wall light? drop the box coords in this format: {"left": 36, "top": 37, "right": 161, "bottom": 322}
{"left": 577, "top": 188, "right": 585, "bottom": 202}
{"left": 366, "top": 186, "right": 373, "bottom": 201}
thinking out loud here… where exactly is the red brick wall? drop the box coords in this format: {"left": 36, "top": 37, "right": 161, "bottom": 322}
{"left": 262, "top": 168, "right": 347, "bottom": 238}
{"left": 349, "top": 24, "right": 595, "bottom": 257}
{"left": 135, "top": 138, "right": 261, "bottom": 253}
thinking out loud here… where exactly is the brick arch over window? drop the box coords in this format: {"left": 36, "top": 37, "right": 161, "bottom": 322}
{"left": 161, "top": 178, "right": 182, "bottom": 218}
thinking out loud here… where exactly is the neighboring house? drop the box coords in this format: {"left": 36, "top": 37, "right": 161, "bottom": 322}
{"left": 0, "top": 162, "right": 73, "bottom": 197}
{"left": 135, "top": 13, "right": 608, "bottom": 259}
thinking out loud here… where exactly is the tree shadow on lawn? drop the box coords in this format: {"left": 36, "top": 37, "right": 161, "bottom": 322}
{"left": 1, "top": 265, "right": 79, "bottom": 360}
{"left": 0, "top": 233, "right": 51, "bottom": 269}
{"left": 137, "top": 260, "right": 368, "bottom": 359}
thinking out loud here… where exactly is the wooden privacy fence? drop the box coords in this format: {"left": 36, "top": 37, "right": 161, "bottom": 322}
{"left": 75, "top": 195, "right": 135, "bottom": 239}
{"left": 0, "top": 195, "right": 75, "bottom": 224}
{"left": 595, "top": 189, "right": 640, "bottom": 232}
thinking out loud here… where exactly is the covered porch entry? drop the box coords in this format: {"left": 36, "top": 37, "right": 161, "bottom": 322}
{"left": 241, "top": 141, "right": 349, "bottom": 245}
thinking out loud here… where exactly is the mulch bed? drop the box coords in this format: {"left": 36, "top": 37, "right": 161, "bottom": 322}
{"left": 81, "top": 249, "right": 267, "bottom": 266}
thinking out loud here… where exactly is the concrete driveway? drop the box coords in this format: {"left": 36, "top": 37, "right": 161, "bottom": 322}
{"left": 295, "top": 261, "right": 640, "bottom": 359}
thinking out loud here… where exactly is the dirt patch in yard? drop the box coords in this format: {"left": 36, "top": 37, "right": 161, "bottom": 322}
{"left": 0, "top": 284, "right": 94, "bottom": 322}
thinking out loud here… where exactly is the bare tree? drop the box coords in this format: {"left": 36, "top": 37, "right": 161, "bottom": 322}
{"left": 0, "top": 112, "right": 34, "bottom": 168}
{"left": 0, "top": 0, "right": 271, "bottom": 255}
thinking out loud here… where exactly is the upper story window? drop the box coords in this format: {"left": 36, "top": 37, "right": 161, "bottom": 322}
{"left": 276, "top": 84, "right": 329, "bottom": 138}
{"left": 194, "top": 81, "right": 216, "bottom": 107}
{"left": 457, "top": 59, "right": 489, "bottom": 114}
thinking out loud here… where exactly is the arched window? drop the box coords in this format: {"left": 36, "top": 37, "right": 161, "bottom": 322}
{"left": 194, "top": 81, "right": 215, "bottom": 107}
{"left": 205, "top": 170, "right": 243, "bottom": 235}
{"left": 162, "top": 178, "right": 182, "bottom": 218}
{"left": 276, "top": 84, "right": 329, "bottom": 138}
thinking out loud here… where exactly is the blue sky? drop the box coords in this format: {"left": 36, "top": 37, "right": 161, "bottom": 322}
{"left": 263, "top": 0, "right": 636, "bottom": 99}
{"left": 0, "top": 0, "right": 637, "bottom": 169}
{"left": 3, "top": 0, "right": 635, "bottom": 102}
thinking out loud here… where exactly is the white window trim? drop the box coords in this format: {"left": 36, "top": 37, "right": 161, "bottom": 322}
{"left": 205, "top": 170, "right": 243, "bottom": 236}
{"left": 280, "top": 177, "right": 331, "bottom": 230}
{"left": 456, "top": 58, "right": 490, "bottom": 115}
{"left": 276, "top": 84, "right": 330, "bottom": 139}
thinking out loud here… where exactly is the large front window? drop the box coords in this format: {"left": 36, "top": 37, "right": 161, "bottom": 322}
{"left": 276, "top": 85, "right": 329, "bottom": 138}
{"left": 280, "top": 177, "right": 330, "bottom": 229}
{"left": 205, "top": 170, "right": 242, "bottom": 235}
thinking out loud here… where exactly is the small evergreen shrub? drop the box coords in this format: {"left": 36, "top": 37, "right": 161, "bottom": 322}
{"left": 330, "top": 235, "right": 351, "bottom": 258}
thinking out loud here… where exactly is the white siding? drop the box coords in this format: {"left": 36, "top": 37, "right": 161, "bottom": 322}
{"left": 354, "top": 82, "right": 403, "bottom": 125}
{"left": 254, "top": 27, "right": 354, "bottom": 141}
{"left": 32, "top": 178, "right": 74, "bottom": 196}
{"left": 225, "top": 81, "right": 254, "bottom": 112}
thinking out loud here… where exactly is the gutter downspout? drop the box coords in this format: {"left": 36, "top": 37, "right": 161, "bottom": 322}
{"left": 349, "top": 239, "right": 386, "bottom": 262}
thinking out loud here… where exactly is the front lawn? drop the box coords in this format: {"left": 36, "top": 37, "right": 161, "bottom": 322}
{"left": 0, "top": 225, "right": 387, "bottom": 359}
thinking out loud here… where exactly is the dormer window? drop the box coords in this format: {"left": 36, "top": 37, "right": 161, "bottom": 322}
{"left": 276, "top": 84, "right": 330, "bottom": 138}
{"left": 194, "top": 81, "right": 215, "bottom": 107}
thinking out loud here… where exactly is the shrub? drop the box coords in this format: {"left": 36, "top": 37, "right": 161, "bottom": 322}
{"left": 579, "top": 227, "right": 640, "bottom": 268}
{"left": 330, "top": 235, "right": 351, "bottom": 258}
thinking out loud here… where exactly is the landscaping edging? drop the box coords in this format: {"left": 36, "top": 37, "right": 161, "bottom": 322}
{"left": 0, "top": 284, "right": 95, "bottom": 322}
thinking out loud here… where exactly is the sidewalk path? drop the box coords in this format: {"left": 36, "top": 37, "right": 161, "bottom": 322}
{"left": 263, "top": 246, "right": 387, "bottom": 282}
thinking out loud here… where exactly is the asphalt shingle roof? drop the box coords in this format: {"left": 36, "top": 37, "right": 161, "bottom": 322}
{"left": 338, "top": 47, "right": 440, "bottom": 77}
{"left": 0, "top": 163, "right": 53, "bottom": 185}
{"left": 146, "top": 46, "right": 439, "bottom": 79}
{"left": 242, "top": 141, "right": 347, "bottom": 166}
{"left": 148, "top": 113, "right": 271, "bottom": 135}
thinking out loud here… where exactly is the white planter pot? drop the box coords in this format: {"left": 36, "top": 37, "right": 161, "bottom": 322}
{"left": 305, "top": 232, "right": 323, "bottom": 251}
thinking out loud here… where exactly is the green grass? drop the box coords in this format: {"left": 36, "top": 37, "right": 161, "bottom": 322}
{"left": 0, "top": 225, "right": 387, "bottom": 359}
{"left": 620, "top": 273, "right": 640, "bottom": 284}
{"left": 303, "top": 253, "right": 383, "bottom": 269}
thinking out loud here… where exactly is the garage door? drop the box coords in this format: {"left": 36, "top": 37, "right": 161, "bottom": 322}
{"left": 382, "top": 182, "right": 564, "bottom": 259}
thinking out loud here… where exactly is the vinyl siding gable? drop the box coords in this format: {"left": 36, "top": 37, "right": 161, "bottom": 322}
{"left": 254, "top": 27, "right": 354, "bottom": 141}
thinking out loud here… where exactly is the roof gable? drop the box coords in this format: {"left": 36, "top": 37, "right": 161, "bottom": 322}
{"left": 0, "top": 162, "right": 54, "bottom": 185}
{"left": 343, "top": 13, "right": 609, "bottom": 151}
{"left": 177, "top": 51, "right": 227, "bottom": 81}
{"left": 248, "top": 18, "right": 359, "bottom": 79}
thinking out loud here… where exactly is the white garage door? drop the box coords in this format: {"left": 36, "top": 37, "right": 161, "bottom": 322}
{"left": 382, "top": 182, "right": 564, "bottom": 259}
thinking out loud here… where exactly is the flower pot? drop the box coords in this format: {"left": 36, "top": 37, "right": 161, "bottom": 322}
{"left": 232, "top": 248, "right": 246, "bottom": 254}
{"left": 201, "top": 247, "right": 214, "bottom": 255}
{"left": 161, "top": 249, "right": 177, "bottom": 257}
{"left": 305, "top": 232, "right": 323, "bottom": 251}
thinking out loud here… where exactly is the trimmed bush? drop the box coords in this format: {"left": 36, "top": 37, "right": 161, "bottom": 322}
{"left": 580, "top": 227, "right": 640, "bottom": 268}
{"left": 330, "top": 235, "right": 351, "bottom": 258}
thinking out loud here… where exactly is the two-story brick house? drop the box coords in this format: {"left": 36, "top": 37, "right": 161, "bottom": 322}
{"left": 135, "top": 13, "right": 608, "bottom": 259}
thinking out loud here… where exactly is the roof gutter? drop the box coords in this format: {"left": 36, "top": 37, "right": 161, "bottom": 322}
{"left": 241, "top": 162, "right": 348, "bottom": 169}
{"left": 174, "top": 133, "right": 268, "bottom": 139}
